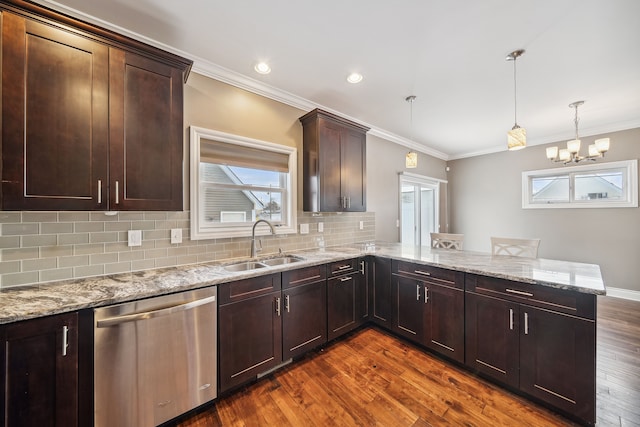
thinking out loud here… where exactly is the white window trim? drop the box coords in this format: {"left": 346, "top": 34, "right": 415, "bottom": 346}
{"left": 190, "top": 126, "right": 297, "bottom": 239}
{"left": 522, "top": 159, "right": 638, "bottom": 209}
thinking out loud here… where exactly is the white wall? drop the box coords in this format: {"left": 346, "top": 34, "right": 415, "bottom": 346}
{"left": 448, "top": 127, "right": 640, "bottom": 292}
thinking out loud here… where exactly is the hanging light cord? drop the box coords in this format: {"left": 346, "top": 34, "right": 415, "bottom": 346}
{"left": 512, "top": 56, "right": 518, "bottom": 126}
{"left": 573, "top": 103, "right": 580, "bottom": 140}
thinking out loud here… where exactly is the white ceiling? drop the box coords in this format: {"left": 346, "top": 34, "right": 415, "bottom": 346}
{"left": 35, "top": 0, "right": 640, "bottom": 160}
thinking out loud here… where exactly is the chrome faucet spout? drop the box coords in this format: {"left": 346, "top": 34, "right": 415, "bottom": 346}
{"left": 251, "top": 219, "right": 276, "bottom": 258}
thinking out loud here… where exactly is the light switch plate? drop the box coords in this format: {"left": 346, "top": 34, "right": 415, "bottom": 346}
{"left": 128, "top": 230, "right": 142, "bottom": 247}
{"left": 318, "top": 222, "right": 324, "bottom": 233}
{"left": 170, "top": 228, "right": 182, "bottom": 244}
{"left": 300, "top": 223, "right": 309, "bottom": 234}
{"left": 359, "top": 221, "right": 364, "bottom": 230}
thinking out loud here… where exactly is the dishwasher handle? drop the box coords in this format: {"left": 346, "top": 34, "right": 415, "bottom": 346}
{"left": 96, "top": 295, "right": 216, "bottom": 328}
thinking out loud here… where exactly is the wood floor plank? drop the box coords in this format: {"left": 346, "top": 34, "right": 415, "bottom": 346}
{"left": 177, "top": 296, "right": 640, "bottom": 427}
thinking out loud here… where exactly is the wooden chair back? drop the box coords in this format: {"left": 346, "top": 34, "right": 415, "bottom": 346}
{"left": 430, "top": 233, "right": 464, "bottom": 250}
{"left": 491, "top": 237, "right": 540, "bottom": 258}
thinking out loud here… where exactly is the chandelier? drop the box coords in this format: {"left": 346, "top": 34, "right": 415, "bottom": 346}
{"left": 546, "top": 101, "right": 610, "bottom": 164}
{"left": 405, "top": 95, "right": 418, "bottom": 168}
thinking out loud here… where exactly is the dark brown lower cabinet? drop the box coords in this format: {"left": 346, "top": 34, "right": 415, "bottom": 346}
{"left": 465, "top": 274, "right": 596, "bottom": 425}
{"left": 218, "top": 274, "right": 282, "bottom": 393}
{"left": 282, "top": 265, "right": 327, "bottom": 359}
{"left": 370, "top": 257, "right": 392, "bottom": 328}
{"left": 1, "top": 312, "right": 79, "bottom": 427}
{"left": 219, "top": 267, "right": 327, "bottom": 393}
{"left": 327, "top": 258, "right": 366, "bottom": 341}
{"left": 391, "top": 260, "right": 465, "bottom": 362}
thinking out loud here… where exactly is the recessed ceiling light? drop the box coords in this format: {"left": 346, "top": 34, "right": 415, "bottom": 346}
{"left": 347, "top": 72, "right": 363, "bottom": 84}
{"left": 254, "top": 62, "right": 271, "bottom": 74}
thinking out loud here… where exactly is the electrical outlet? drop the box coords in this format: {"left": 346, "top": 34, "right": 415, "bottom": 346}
{"left": 170, "top": 228, "right": 182, "bottom": 244}
{"left": 359, "top": 221, "right": 364, "bottom": 230}
{"left": 128, "top": 230, "right": 142, "bottom": 247}
{"left": 318, "top": 222, "right": 324, "bottom": 233}
{"left": 300, "top": 223, "right": 309, "bottom": 234}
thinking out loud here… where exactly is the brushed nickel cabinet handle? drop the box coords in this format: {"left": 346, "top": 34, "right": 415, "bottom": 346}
{"left": 338, "top": 265, "right": 351, "bottom": 270}
{"left": 347, "top": 197, "right": 351, "bottom": 209}
{"left": 115, "top": 180, "right": 120, "bottom": 204}
{"left": 524, "top": 312, "right": 529, "bottom": 334}
{"left": 416, "top": 284, "right": 421, "bottom": 301}
{"left": 414, "top": 270, "right": 431, "bottom": 277}
{"left": 97, "top": 180, "right": 102, "bottom": 204}
{"left": 360, "top": 261, "right": 365, "bottom": 274}
{"left": 424, "top": 287, "right": 429, "bottom": 304}
{"left": 276, "top": 297, "right": 281, "bottom": 316}
{"left": 340, "top": 276, "right": 352, "bottom": 282}
{"left": 509, "top": 309, "right": 514, "bottom": 330}
{"left": 62, "top": 325, "right": 69, "bottom": 356}
{"left": 285, "top": 294, "right": 290, "bottom": 313}
{"left": 506, "top": 288, "right": 533, "bottom": 297}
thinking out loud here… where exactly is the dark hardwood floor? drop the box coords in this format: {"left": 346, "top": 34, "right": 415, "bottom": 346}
{"left": 175, "top": 296, "right": 639, "bottom": 426}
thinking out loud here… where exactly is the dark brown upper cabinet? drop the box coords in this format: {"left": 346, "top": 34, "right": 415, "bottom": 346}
{"left": 0, "top": 2, "right": 191, "bottom": 211}
{"left": 299, "top": 109, "right": 369, "bottom": 212}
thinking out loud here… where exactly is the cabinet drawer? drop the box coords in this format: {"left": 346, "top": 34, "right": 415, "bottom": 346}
{"left": 283, "top": 264, "right": 327, "bottom": 289}
{"left": 329, "top": 258, "right": 358, "bottom": 276}
{"left": 218, "top": 273, "right": 282, "bottom": 305}
{"left": 466, "top": 274, "right": 595, "bottom": 320}
{"left": 392, "top": 260, "right": 463, "bottom": 289}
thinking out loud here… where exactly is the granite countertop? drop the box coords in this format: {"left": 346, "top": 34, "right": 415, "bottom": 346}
{"left": 0, "top": 242, "right": 606, "bottom": 324}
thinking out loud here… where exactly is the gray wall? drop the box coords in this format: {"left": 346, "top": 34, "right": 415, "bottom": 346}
{"left": 448, "top": 127, "right": 640, "bottom": 292}
{"left": 366, "top": 135, "right": 448, "bottom": 242}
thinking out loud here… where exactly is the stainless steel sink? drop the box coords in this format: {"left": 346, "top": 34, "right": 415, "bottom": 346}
{"left": 260, "top": 255, "right": 305, "bottom": 266}
{"left": 223, "top": 261, "right": 268, "bottom": 272}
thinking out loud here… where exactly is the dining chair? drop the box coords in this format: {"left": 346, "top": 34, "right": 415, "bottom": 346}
{"left": 490, "top": 237, "right": 540, "bottom": 258}
{"left": 430, "top": 233, "right": 464, "bottom": 250}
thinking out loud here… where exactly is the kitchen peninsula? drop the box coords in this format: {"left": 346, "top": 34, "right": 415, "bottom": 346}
{"left": 0, "top": 243, "right": 604, "bottom": 426}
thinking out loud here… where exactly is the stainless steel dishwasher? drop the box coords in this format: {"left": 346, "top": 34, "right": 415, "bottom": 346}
{"left": 94, "top": 287, "right": 217, "bottom": 427}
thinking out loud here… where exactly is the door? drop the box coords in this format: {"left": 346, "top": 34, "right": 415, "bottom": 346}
{"left": 393, "top": 275, "right": 424, "bottom": 343}
{"left": 400, "top": 174, "right": 439, "bottom": 246}
{"left": 109, "top": 49, "right": 183, "bottom": 210}
{"left": 424, "top": 283, "right": 464, "bottom": 363}
{"left": 519, "top": 305, "right": 596, "bottom": 423}
{"left": 2, "top": 313, "right": 78, "bottom": 427}
{"left": 327, "top": 274, "right": 357, "bottom": 341}
{"left": 371, "top": 257, "right": 392, "bottom": 327}
{"left": 218, "top": 291, "right": 282, "bottom": 392}
{"left": 1, "top": 13, "right": 109, "bottom": 210}
{"left": 465, "top": 292, "right": 519, "bottom": 388}
{"left": 282, "top": 281, "right": 327, "bottom": 359}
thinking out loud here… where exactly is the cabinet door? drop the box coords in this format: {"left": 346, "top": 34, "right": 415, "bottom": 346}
{"left": 371, "top": 257, "right": 392, "bottom": 328}
{"left": 356, "top": 259, "right": 369, "bottom": 323}
{"left": 392, "top": 275, "right": 424, "bottom": 343}
{"left": 465, "top": 292, "right": 519, "bottom": 388}
{"left": 2, "top": 313, "right": 78, "bottom": 427}
{"left": 341, "top": 128, "right": 366, "bottom": 212}
{"left": 317, "top": 119, "right": 343, "bottom": 211}
{"left": 519, "top": 305, "right": 596, "bottom": 424}
{"left": 424, "top": 284, "right": 464, "bottom": 363}
{"left": 282, "top": 281, "right": 327, "bottom": 359}
{"left": 1, "top": 13, "right": 109, "bottom": 210}
{"left": 109, "top": 49, "right": 183, "bottom": 211}
{"left": 218, "top": 291, "right": 282, "bottom": 392}
{"left": 327, "top": 274, "right": 357, "bottom": 341}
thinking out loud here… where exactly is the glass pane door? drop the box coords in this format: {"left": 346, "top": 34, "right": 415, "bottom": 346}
{"left": 399, "top": 174, "right": 439, "bottom": 246}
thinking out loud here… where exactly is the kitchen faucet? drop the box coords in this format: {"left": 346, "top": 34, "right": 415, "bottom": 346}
{"left": 251, "top": 219, "right": 275, "bottom": 258}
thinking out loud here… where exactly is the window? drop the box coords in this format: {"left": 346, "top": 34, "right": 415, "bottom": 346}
{"left": 522, "top": 160, "right": 638, "bottom": 209}
{"left": 190, "top": 127, "right": 297, "bottom": 239}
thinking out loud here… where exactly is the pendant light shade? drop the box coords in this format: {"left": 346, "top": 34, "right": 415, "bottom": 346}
{"left": 405, "top": 95, "right": 418, "bottom": 168}
{"left": 506, "top": 49, "right": 526, "bottom": 151}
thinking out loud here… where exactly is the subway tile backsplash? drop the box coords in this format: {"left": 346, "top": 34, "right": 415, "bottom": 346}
{"left": 0, "top": 211, "right": 375, "bottom": 288}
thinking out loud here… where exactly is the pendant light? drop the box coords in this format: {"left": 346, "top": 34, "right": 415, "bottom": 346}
{"left": 405, "top": 95, "right": 418, "bottom": 168}
{"left": 506, "top": 49, "right": 526, "bottom": 151}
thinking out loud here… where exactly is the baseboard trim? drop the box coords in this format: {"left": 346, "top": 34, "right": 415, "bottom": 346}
{"left": 603, "top": 287, "right": 640, "bottom": 302}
